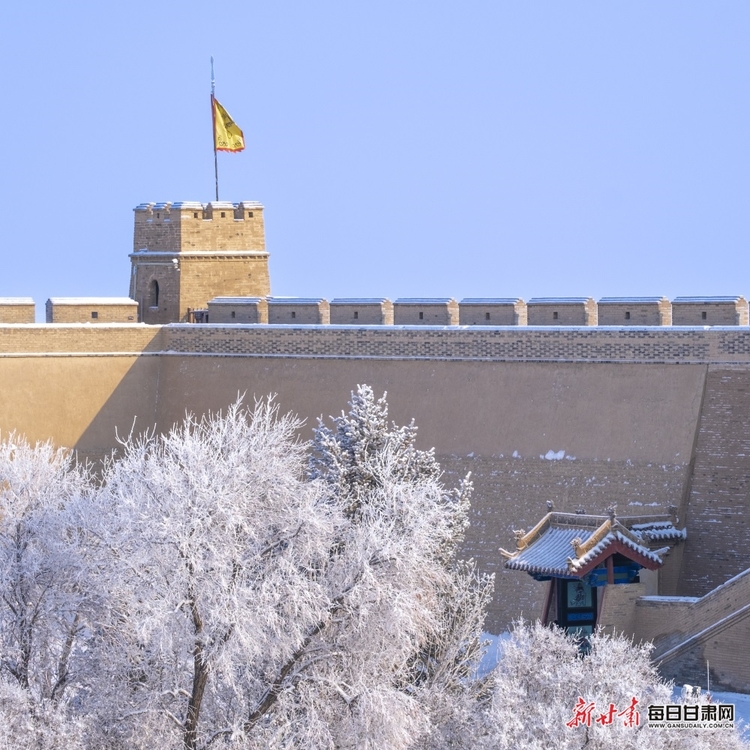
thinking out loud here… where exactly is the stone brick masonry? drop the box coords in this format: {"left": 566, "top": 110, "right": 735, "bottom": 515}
{"left": 160, "top": 324, "right": 750, "bottom": 363}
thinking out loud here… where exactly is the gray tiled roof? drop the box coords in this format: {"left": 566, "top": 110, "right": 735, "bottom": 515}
{"left": 502, "top": 513, "right": 685, "bottom": 578}
{"left": 505, "top": 526, "right": 591, "bottom": 577}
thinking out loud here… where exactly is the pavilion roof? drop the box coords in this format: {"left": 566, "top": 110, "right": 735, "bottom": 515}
{"left": 501, "top": 511, "right": 686, "bottom": 579}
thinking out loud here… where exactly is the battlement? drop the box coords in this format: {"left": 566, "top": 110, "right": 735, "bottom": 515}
{"left": 133, "top": 201, "right": 266, "bottom": 255}
{"left": 0, "top": 298, "right": 35, "bottom": 324}
{"left": 188, "top": 295, "right": 750, "bottom": 329}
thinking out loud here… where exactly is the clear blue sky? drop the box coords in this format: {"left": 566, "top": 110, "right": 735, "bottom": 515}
{"left": 2, "top": 2, "right": 750, "bottom": 319}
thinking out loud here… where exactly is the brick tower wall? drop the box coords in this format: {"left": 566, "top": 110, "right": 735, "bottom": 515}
{"left": 131, "top": 201, "right": 270, "bottom": 323}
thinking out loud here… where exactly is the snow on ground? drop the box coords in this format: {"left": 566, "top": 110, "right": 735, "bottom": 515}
{"left": 477, "top": 632, "right": 511, "bottom": 678}
{"left": 671, "top": 687, "right": 750, "bottom": 727}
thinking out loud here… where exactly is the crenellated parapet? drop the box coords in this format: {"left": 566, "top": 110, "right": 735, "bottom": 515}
{"left": 199, "top": 295, "right": 750, "bottom": 328}
{"left": 133, "top": 201, "right": 266, "bottom": 254}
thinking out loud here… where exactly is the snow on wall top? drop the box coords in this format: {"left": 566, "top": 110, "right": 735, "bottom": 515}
{"left": 527, "top": 297, "right": 594, "bottom": 305}
{"left": 208, "top": 297, "right": 266, "bottom": 305}
{"left": 134, "top": 201, "right": 264, "bottom": 211}
{"left": 598, "top": 297, "right": 669, "bottom": 304}
{"left": 267, "top": 297, "right": 327, "bottom": 305}
{"left": 460, "top": 298, "right": 524, "bottom": 305}
{"left": 673, "top": 296, "right": 746, "bottom": 304}
{"left": 330, "top": 298, "right": 391, "bottom": 305}
{"left": 47, "top": 297, "right": 137, "bottom": 306}
{"left": 395, "top": 298, "right": 456, "bottom": 304}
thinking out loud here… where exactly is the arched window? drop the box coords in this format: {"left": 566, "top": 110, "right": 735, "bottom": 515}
{"left": 149, "top": 279, "right": 159, "bottom": 308}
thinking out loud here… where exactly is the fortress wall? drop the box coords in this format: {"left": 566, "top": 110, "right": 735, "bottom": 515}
{"left": 597, "top": 299, "right": 671, "bottom": 327}
{"left": 177, "top": 256, "right": 271, "bottom": 320}
{"left": 393, "top": 300, "right": 459, "bottom": 326}
{"left": 133, "top": 202, "right": 266, "bottom": 253}
{"left": 0, "top": 323, "right": 745, "bottom": 631}
{"left": 160, "top": 324, "right": 750, "bottom": 363}
{"left": 0, "top": 302, "right": 35, "bottom": 324}
{"left": 0, "top": 324, "right": 164, "bottom": 354}
{"left": 46, "top": 301, "right": 138, "bottom": 324}
{"left": 330, "top": 300, "right": 393, "bottom": 326}
{"left": 635, "top": 570, "right": 750, "bottom": 691}
{"left": 267, "top": 300, "right": 330, "bottom": 325}
{"left": 0, "top": 325, "right": 162, "bottom": 461}
{"left": 527, "top": 299, "right": 597, "bottom": 326}
{"left": 459, "top": 300, "right": 525, "bottom": 327}
{"left": 207, "top": 298, "right": 268, "bottom": 324}
{"left": 678, "top": 366, "right": 750, "bottom": 597}
{"left": 0, "top": 355, "right": 159, "bottom": 456}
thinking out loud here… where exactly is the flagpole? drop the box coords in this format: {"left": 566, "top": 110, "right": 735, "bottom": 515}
{"left": 211, "top": 56, "right": 219, "bottom": 201}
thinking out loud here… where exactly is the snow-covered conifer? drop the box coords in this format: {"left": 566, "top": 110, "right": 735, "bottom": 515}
{"left": 258, "top": 384, "right": 495, "bottom": 749}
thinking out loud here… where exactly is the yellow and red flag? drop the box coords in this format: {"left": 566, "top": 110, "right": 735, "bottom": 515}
{"left": 212, "top": 96, "right": 245, "bottom": 153}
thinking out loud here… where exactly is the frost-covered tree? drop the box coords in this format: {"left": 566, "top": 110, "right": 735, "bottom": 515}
{"left": 70, "top": 388, "right": 493, "bottom": 750}
{"left": 82, "top": 399, "right": 337, "bottom": 750}
{"left": 479, "top": 620, "right": 749, "bottom": 750}
{"left": 0, "top": 674, "right": 87, "bottom": 750}
{"left": 256, "top": 384, "right": 493, "bottom": 749}
{"left": 0, "top": 435, "right": 91, "bottom": 706}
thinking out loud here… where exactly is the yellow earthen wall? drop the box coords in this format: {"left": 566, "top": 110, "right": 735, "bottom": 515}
{"left": 598, "top": 302, "right": 671, "bottom": 326}
{"left": 47, "top": 304, "right": 138, "bottom": 324}
{"left": 393, "top": 301, "right": 459, "bottom": 325}
{"left": 458, "top": 302, "right": 525, "bottom": 326}
{"left": 0, "top": 305, "right": 35, "bottom": 323}
{"left": 329, "top": 302, "right": 394, "bottom": 325}
{"left": 0, "top": 324, "right": 748, "bottom": 634}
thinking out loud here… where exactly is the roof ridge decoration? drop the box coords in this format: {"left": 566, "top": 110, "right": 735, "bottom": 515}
{"left": 511, "top": 512, "right": 555, "bottom": 551}
{"left": 571, "top": 518, "right": 612, "bottom": 558}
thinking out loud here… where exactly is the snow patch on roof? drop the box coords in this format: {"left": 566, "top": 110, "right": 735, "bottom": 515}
{"left": 673, "top": 296, "right": 745, "bottom": 304}
{"left": 209, "top": 297, "right": 265, "bottom": 304}
{"left": 267, "top": 297, "right": 326, "bottom": 305}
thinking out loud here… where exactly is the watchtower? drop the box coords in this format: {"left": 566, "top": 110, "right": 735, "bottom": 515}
{"left": 129, "top": 201, "right": 270, "bottom": 323}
